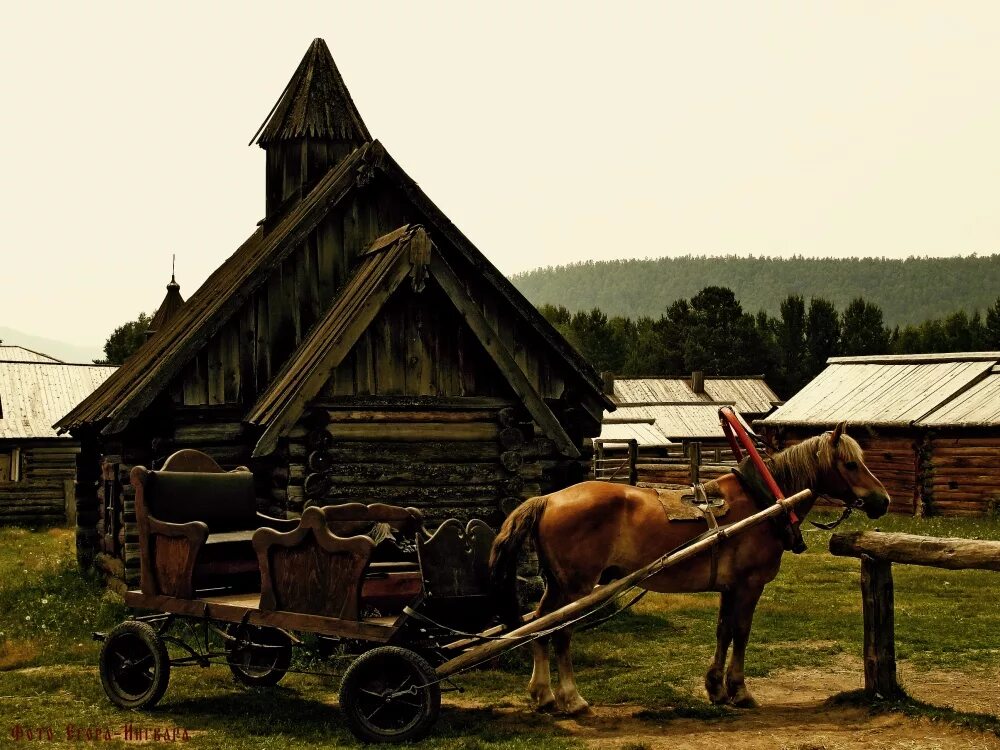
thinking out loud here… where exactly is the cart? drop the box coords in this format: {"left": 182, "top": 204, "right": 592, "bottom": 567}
{"left": 96, "top": 455, "right": 812, "bottom": 743}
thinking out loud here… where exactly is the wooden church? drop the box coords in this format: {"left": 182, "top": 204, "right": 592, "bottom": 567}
{"left": 58, "top": 39, "right": 611, "bottom": 584}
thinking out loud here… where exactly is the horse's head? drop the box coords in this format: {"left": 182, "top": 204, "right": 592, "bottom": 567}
{"left": 814, "top": 422, "right": 890, "bottom": 518}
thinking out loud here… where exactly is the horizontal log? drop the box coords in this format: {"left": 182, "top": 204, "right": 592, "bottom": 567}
{"left": 326, "top": 422, "right": 500, "bottom": 442}
{"left": 172, "top": 422, "right": 244, "bottom": 441}
{"left": 0, "top": 515, "right": 64, "bottom": 525}
{"left": 326, "top": 410, "right": 499, "bottom": 423}
{"left": 313, "top": 396, "right": 515, "bottom": 411}
{"left": 325, "top": 441, "right": 501, "bottom": 463}
{"left": 317, "top": 462, "right": 509, "bottom": 485}
{"left": 312, "top": 484, "right": 500, "bottom": 504}
{"left": 20, "top": 445, "right": 80, "bottom": 455}
{"left": 932, "top": 500, "right": 991, "bottom": 510}
{"left": 931, "top": 437, "right": 1000, "bottom": 448}
{"left": 830, "top": 531, "right": 1000, "bottom": 571}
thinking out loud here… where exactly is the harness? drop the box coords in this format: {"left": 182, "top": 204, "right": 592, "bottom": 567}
{"left": 654, "top": 484, "right": 724, "bottom": 590}
{"left": 719, "top": 407, "right": 808, "bottom": 554}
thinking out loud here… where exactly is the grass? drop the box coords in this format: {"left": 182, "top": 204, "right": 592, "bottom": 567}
{"left": 0, "top": 513, "right": 998, "bottom": 747}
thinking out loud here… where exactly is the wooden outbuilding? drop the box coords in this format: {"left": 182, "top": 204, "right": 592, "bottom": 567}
{"left": 760, "top": 352, "right": 1000, "bottom": 517}
{"left": 56, "top": 39, "right": 612, "bottom": 585}
{"left": 0, "top": 347, "right": 116, "bottom": 525}
{"left": 595, "top": 372, "right": 773, "bottom": 487}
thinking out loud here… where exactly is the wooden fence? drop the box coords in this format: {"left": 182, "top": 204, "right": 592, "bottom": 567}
{"left": 829, "top": 530, "right": 1000, "bottom": 698}
{"left": 593, "top": 440, "right": 738, "bottom": 487}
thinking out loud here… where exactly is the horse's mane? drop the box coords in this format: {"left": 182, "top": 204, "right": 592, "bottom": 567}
{"left": 767, "top": 432, "right": 865, "bottom": 493}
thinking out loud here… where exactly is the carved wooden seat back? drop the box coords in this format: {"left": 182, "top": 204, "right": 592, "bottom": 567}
{"left": 132, "top": 449, "right": 271, "bottom": 598}
{"left": 254, "top": 506, "right": 375, "bottom": 620}
{"left": 317, "top": 502, "right": 424, "bottom": 538}
{"left": 417, "top": 519, "right": 496, "bottom": 599}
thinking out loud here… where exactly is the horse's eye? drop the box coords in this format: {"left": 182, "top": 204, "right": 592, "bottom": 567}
{"left": 844, "top": 461, "right": 858, "bottom": 471}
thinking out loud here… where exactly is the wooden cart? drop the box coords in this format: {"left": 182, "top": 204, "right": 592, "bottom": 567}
{"left": 96, "top": 453, "right": 811, "bottom": 743}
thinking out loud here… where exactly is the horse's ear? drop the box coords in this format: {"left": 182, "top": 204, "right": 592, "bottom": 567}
{"left": 831, "top": 421, "right": 847, "bottom": 446}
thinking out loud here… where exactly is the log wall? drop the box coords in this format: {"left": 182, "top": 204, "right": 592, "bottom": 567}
{"left": 288, "top": 400, "right": 589, "bottom": 529}
{"left": 0, "top": 440, "right": 77, "bottom": 526}
{"left": 925, "top": 435, "right": 1000, "bottom": 517}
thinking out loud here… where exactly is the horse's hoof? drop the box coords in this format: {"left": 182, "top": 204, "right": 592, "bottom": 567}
{"left": 556, "top": 693, "right": 591, "bottom": 716}
{"left": 531, "top": 687, "right": 557, "bottom": 712}
{"left": 706, "top": 674, "right": 729, "bottom": 704}
{"left": 730, "top": 692, "right": 758, "bottom": 709}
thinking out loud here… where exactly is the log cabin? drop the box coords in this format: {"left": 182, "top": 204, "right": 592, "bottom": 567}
{"left": 56, "top": 39, "right": 613, "bottom": 587}
{"left": 0, "top": 347, "right": 116, "bottom": 525}
{"left": 760, "top": 352, "right": 1000, "bottom": 517}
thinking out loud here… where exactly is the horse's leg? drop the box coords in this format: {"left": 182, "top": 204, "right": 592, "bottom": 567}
{"left": 551, "top": 583, "right": 593, "bottom": 716}
{"left": 725, "top": 583, "right": 765, "bottom": 708}
{"left": 528, "top": 588, "right": 557, "bottom": 710}
{"left": 552, "top": 625, "right": 591, "bottom": 715}
{"left": 705, "top": 589, "right": 735, "bottom": 704}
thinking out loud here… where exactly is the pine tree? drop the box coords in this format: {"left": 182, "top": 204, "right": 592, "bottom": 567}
{"left": 839, "top": 298, "right": 890, "bottom": 356}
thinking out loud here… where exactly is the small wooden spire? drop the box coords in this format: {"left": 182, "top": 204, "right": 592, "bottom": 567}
{"left": 254, "top": 38, "right": 371, "bottom": 147}
{"left": 147, "top": 257, "right": 185, "bottom": 339}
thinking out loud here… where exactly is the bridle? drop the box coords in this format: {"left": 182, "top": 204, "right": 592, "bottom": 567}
{"left": 807, "top": 431, "right": 869, "bottom": 531}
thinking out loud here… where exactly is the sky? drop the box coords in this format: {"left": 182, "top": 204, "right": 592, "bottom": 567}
{"left": 3, "top": 1, "right": 1000, "bottom": 353}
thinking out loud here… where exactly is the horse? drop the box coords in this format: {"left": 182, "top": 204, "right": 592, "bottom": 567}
{"left": 489, "top": 422, "right": 890, "bottom": 715}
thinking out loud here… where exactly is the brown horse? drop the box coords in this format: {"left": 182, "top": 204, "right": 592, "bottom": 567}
{"left": 489, "top": 423, "right": 889, "bottom": 714}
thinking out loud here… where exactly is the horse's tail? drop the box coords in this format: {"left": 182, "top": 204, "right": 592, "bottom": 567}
{"left": 489, "top": 495, "right": 548, "bottom": 627}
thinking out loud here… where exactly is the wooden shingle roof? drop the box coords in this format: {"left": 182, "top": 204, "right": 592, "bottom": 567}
{"left": 56, "top": 142, "right": 609, "bottom": 436}
{"left": 612, "top": 376, "right": 779, "bottom": 414}
{"left": 0, "top": 346, "right": 62, "bottom": 364}
{"left": 255, "top": 38, "right": 370, "bottom": 146}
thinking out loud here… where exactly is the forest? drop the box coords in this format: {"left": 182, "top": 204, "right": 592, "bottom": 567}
{"left": 513, "top": 254, "right": 1000, "bottom": 326}
{"left": 541, "top": 289, "right": 1000, "bottom": 399}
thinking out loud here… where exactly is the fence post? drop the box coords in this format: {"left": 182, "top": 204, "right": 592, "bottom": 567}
{"left": 860, "top": 554, "right": 900, "bottom": 698}
{"left": 689, "top": 441, "right": 701, "bottom": 485}
{"left": 628, "top": 439, "right": 638, "bottom": 485}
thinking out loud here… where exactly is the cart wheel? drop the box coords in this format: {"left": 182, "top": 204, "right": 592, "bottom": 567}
{"left": 224, "top": 624, "right": 292, "bottom": 687}
{"left": 99, "top": 621, "right": 170, "bottom": 709}
{"left": 339, "top": 646, "right": 441, "bottom": 743}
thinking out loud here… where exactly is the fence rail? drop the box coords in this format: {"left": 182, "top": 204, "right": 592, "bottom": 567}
{"left": 829, "top": 530, "right": 1000, "bottom": 698}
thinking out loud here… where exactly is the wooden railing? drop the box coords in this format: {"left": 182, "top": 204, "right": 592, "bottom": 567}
{"left": 593, "top": 440, "right": 739, "bottom": 487}
{"left": 593, "top": 439, "right": 638, "bottom": 484}
{"left": 829, "top": 531, "right": 1000, "bottom": 698}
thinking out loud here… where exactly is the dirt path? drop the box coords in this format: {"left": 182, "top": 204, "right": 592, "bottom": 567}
{"left": 450, "top": 658, "right": 1000, "bottom": 750}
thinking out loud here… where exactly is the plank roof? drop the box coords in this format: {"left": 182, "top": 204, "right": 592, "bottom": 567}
{"left": 0, "top": 362, "right": 116, "bottom": 440}
{"left": 255, "top": 38, "right": 370, "bottom": 146}
{"left": 763, "top": 353, "right": 1000, "bottom": 428}
{"left": 56, "top": 141, "right": 608, "bottom": 436}
{"left": 606, "top": 403, "right": 753, "bottom": 441}
{"left": 0, "top": 346, "right": 62, "bottom": 363}
{"left": 612, "top": 376, "right": 779, "bottom": 414}
{"left": 597, "top": 420, "right": 674, "bottom": 447}
{"left": 917, "top": 368, "right": 1000, "bottom": 427}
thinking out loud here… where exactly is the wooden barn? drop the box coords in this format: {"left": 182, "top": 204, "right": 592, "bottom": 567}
{"left": 56, "top": 39, "right": 611, "bottom": 586}
{"left": 0, "top": 347, "right": 116, "bottom": 525}
{"left": 594, "top": 372, "right": 774, "bottom": 486}
{"left": 760, "top": 352, "right": 1000, "bottom": 517}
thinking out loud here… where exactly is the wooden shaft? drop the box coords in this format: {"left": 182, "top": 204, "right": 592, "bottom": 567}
{"left": 830, "top": 531, "right": 1000, "bottom": 571}
{"left": 435, "top": 488, "right": 813, "bottom": 678}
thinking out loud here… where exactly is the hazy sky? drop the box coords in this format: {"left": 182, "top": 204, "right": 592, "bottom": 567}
{"left": 3, "top": 1, "right": 1000, "bottom": 350}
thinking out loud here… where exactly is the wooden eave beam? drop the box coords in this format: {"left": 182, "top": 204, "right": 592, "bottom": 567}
{"left": 428, "top": 253, "right": 580, "bottom": 459}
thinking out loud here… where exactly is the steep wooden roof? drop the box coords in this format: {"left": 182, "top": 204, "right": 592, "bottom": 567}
{"left": 255, "top": 38, "right": 370, "bottom": 146}
{"left": 248, "top": 225, "right": 583, "bottom": 458}
{"left": 56, "top": 141, "right": 608, "bottom": 436}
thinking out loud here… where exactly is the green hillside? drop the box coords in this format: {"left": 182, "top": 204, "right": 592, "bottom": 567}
{"left": 510, "top": 255, "right": 1000, "bottom": 326}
